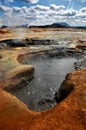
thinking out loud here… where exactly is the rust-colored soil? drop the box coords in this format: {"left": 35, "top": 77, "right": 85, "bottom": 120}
{"left": 0, "top": 65, "right": 86, "bottom": 130}
{"left": 0, "top": 28, "right": 86, "bottom": 130}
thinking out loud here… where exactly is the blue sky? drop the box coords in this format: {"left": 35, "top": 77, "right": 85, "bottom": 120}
{"left": 0, "top": 0, "right": 86, "bottom": 26}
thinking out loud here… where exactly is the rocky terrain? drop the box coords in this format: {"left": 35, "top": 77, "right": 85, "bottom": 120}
{"left": 0, "top": 27, "right": 86, "bottom": 129}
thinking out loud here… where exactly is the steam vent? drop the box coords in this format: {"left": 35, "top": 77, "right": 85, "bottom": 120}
{"left": 0, "top": 27, "right": 86, "bottom": 130}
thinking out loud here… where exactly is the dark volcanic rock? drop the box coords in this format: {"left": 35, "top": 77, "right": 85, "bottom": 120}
{"left": 0, "top": 38, "right": 84, "bottom": 59}
{"left": 76, "top": 43, "right": 86, "bottom": 50}
{"left": 25, "top": 39, "right": 59, "bottom": 45}
{"left": 55, "top": 74, "right": 74, "bottom": 103}
{"left": 0, "top": 39, "right": 59, "bottom": 47}
{"left": 0, "top": 39, "right": 27, "bottom": 47}
{"left": 78, "top": 40, "right": 85, "bottom": 43}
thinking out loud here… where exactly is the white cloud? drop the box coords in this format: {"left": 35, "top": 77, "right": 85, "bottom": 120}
{"left": 80, "top": 7, "right": 86, "bottom": 12}
{"left": 62, "top": 9, "right": 77, "bottom": 16}
{"left": 0, "top": 5, "right": 10, "bottom": 12}
{"left": 50, "top": 4, "right": 65, "bottom": 11}
{"left": 24, "top": 0, "right": 39, "bottom": 4}
{"left": 33, "top": 5, "right": 49, "bottom": 11}
{"left": 1, "top": 4, "right": 86, "bottom": 26}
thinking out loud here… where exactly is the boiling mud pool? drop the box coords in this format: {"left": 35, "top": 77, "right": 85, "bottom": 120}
{"left": 11, "top": 55, "right": 76, "bottom": 111}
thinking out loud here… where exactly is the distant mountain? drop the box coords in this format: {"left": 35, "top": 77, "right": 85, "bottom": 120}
{"left": 0, "top": 25, "right": 8, "bottom": 29}
{"left": 29, "top": 22, "right": 70, "bottom": 28}
{"left": 75, "top": 26, "right": 86, "bottom": 29}
{"left": 0, "top": 24, "right": 28, "bottom": 28}
{"left": 1, "top": 23, "right": 86, "bottom": 29}
{"left": 51, "top": 22, "right": 69, "bottom": 27}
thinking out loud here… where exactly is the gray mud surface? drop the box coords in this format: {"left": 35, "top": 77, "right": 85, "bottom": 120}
{"left": 10, "top": 54, "right": 76, "bottom": 111}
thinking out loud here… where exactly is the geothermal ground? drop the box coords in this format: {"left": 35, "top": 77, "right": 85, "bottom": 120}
{"left": 0, "top": 27, "right": 86, "bottom": 130}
